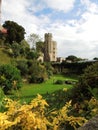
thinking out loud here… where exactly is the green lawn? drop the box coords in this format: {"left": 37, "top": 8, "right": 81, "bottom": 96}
{"left": 9, "top": 75, "right": 77, "bottom": 103}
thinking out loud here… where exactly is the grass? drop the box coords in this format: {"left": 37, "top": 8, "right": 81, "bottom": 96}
{"left": 0, "top": 47, "right": 26, "bottom": 65}
{"left": 0, "top": 48, "right": 11, "bottom": 64}
{"left": 9, "top": 75, "right": 77, "bottom": 103}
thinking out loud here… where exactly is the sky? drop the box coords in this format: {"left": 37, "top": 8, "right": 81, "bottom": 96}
{"left": 1, "top": 0, "right": 98, "bottom": 59}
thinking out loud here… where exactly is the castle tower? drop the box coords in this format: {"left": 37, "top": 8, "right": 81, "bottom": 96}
{"left": 44, "top": 33, "right": 57, "bottom": 62}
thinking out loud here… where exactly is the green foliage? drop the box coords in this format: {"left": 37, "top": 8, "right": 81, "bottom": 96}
{"left": 11, "top": 42, "right": 20, "bottom": 58}
{"left": 54, "top": 79, "right": 64, "bottom": 84}
{"left": 0, "top": 64, "right": 22, "bottom": 94}
{"left": 2, "top": 20, "right": 25, "bottom": 44}
{"left": 53, "top": 61, "right": 94, "bottom": 75}
{"left": 27, "top": 33, "right": 41, "bottom": 49}
{"left": 0, "top": 48, "right": 11, "bottom": 64}
{"left": 26, "top": 49, "right": 39, "bottom": 60}
{"left": 66, "top": 55, "right": 81, "bottom": 62}
{"left": 44, "top": 62, "right": 53, "bottom": 78}
{"left": 16, "top": 60, "right": 28, "bottom": 76}
{"left": 70, "top": 62, "right": 98, "bottom": 103}
{"left": 81, "top": 62, "right": 98, "bottom": 88}
{"left": 29, "top": 61, "right": 48, "bottom": 83}
{"left": 93, "top": 57, "right": 98, "bottom": 60}
{"left": 36, "top": 41, "right": 44, "bottom": 53}
{"left": 88, "top": 87, "right": 98, "bottom": 100}
{"left": 0, "top": 88, "right": 5, "bottom": 112}
{"left": 79, "top": 62, "right": 98, "bottom": 97}
{"left": 20, "top": 40, "right": 30, "bottom": 57}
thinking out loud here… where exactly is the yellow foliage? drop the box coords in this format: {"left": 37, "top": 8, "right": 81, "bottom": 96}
{"left": 76, "top": 97, "right": 98, "bottom": 118}
{"left": 52, "top": 100, "right": 87, "bottom": 130}
{"left": 63, "top": 88, "right": 68, "bottom": 92}
{"left": 0, "top": 95, "right": 88, "bottom": 130}
{"left": 0, "top": 95, "right": 51, "bottom": 130}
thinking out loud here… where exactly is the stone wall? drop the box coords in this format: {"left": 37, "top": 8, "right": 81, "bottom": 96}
{"left": 78, "top": 115, "right": 98, "bottom": 130}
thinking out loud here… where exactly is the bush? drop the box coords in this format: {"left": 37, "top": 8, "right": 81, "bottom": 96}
{"left": 70, "top": 62, "right": 98, "bottom": 103}
{"left": 0, "top": 64, "right": 22, "bottom": 94}
{"left": 16, "top": 60, "right": 28, "bottom": 76}
{"left": 29, "top": 61, "right": 48, "bottom": 83}
{"left": 54, "top": 79, "right": 64, "bottom": 84}
{"left": 29, "top": 74, "right": 44, "bottom": 83}
{"left": 0, "top": 95, "right": 87, "bottom": 130}
{"left": 0, "top": 88, "right": 5, "bottom": 112}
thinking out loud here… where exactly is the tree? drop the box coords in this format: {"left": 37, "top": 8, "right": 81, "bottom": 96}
{"left": 26, "top": 49, "right": 39, "bottom": 60}
{"left": 20, "top": 40, "right": 30, "bottom": 57}
{"left": 27, "top": 33, "right": 41, "bottom": 49}
{"left": 0, "top": 64, "right": 22, "bottom": 94}
{"left": 44, "top": 62, "right": 53, "bottom": 78}
{"left": 66, "top": 55, "right": 81, "bottom": 62}
{"left": 2, "top": 21, "right": 25, "bottom": 44}
{"left": 93, "top": 57, "right": 98, "bottom": 61}
{"left": 36, "top": 41, "right": 44, "bottom": 53}
{"left": 71, "top": 62, "right": 98, "bottom": 102}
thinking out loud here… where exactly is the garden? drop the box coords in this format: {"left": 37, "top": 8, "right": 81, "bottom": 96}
{"left": 0, "top": 21, "right": 98, "bottom": 130}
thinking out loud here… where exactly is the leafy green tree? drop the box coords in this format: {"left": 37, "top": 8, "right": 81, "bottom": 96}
{"left": 93, "top": 57, "right": 98, "bottom": 61}
{"left": 36, "top": 41, "right": 44, "bottom": 53}
{"left": 80, "top": 62, "right": 98, "bottom": 88}
{"left": 27, "top": 33, "right": 41, "bottom": 49}
{"left": 20, "top": 40, "right": 30, "bottom": 57}
{"left": 44, "top": 62, "right": 53, "bottom": 78}
{"left": 66, "top": 55, "right": 81, "bottom": 62}
{"left": 26, "top": 49, "right": 39, "bottom": 60}
{"left": 0, "top": 64, "right": 22, "bottom": 94}
{"left": 71, "top": 62, "right": 98, "bottom": 102}
{"left": 2, "top": 20, "right": 25, "bottom": 44}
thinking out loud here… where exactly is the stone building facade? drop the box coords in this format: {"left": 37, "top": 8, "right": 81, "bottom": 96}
{"left": 44, "top": 33, "right": 57, "bottom": 62}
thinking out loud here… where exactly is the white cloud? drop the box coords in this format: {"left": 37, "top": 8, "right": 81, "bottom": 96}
{"left": 81, "top": 0, "right": 98, "bottom": 13}
{"left": 43, "top": 0, "right": 75, "bottom": 13}
{"left": 1, "top": 0, "right": 98, "bottom": 59}
{"left": 2, "top": 0, "right": 50, "bottom": 35}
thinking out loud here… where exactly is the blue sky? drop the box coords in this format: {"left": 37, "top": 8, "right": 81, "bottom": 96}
{"left": 2, "top": 0, "right": 98, "bottom": 59}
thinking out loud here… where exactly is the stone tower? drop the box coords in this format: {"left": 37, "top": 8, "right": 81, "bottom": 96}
{"left": 44, "top": 33, "right": 57, "bottom": 62}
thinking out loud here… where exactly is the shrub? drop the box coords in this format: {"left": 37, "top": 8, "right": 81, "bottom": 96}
{"left": 54, "top": 80, "right": 64, "bottom": 84}
{"left": 29, "top": 61, "right": 48, "bottom": 83}
{"left": 70, "top": 62, "right": 98, "bottom": 103}
{"left": 0, "top": 95, "right": 87, "bottom": 130}
{"left": 16, "top": 60, "right": 28, "bottom": 76}
{"left": 0, "top": 88, "right": 5, "bottom": 112}
{"left": 11, "top": 42, "right": 20, "bottom": 58}
{"left": 44, "top": 62, "right": 53, "bottom": 78}
{"left": 0, "top": 64, "right": 22, "bottom": 94}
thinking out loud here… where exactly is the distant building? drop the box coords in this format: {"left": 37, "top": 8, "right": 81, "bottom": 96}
{"left": 44, "top": 33, "right": 57, "bottom": 62}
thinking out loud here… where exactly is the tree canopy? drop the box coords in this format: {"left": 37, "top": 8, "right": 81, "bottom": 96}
{"left": 27, "top": 33, "right": 41, "bottom": 49}
{"left": 2, "top": 21, "right": 26, "bottom": 44}
{"left": 66, "top": 55, "right": 82, "bottom": 62}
